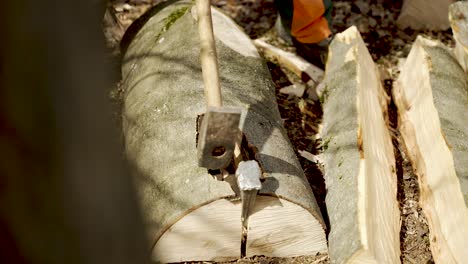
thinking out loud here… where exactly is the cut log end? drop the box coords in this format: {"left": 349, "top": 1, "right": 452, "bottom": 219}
{"left": 153, "top": 196, "right": 327, "bottom": 263}
{"left": 394, "top": 36, "right": 468, "bottom": 263}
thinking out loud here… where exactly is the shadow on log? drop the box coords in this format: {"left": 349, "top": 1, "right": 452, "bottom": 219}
{"left": 394, "top": 36, "right": 468, "bottom": 264}
{"left": 120, "top": 0, "right": 327, "bottom": 262}
{"left": 321, "top": 26, "right": 400, "bottom": 263}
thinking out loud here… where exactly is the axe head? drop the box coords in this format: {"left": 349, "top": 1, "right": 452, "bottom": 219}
{"left": 197, "top": 107, "right": 242, "bottom": 170}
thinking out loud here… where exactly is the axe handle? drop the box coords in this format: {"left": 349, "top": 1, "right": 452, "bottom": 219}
{"left": 196, "top": 0, "right": 222, "bottom": 108}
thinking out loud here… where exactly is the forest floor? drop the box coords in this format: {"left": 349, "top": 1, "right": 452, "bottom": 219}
{"left": 103, "top": 0, "right": 455, "bottom": 263}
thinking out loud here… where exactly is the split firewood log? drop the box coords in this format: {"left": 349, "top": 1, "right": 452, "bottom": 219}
{"left": 321, "top": 26, "right": 400, "bottom": 263}
{"left": 394, "top": 36, "right": 468, "bottom": 264}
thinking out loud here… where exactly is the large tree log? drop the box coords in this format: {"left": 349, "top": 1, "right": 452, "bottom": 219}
{"left": 397, "top": 0, "right": 455, "bottom": 30}
{"left": 321, "top": 26, "right": 400, "bottom": 263}
{"left": 450, "top": 1, "right": 468, "bottom": 73}
{"left": 393, "top": 36, "right": 468, "bottom": 263}
{"left": 120, "top": 0, "right": 327, "bottom": 262}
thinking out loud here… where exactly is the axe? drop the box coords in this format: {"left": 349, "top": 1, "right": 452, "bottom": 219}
{"left": 195, "top": 1, "right": 263, "bottom": 255}
{"left": 195, "top": 0, "right": 242, "bottom": 170}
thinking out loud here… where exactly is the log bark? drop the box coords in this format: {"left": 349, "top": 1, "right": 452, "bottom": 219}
{"left": 321, "top": 26, "right": 400, "bottom": 264}
{"left": 397, "top": 0, "right": 455, "bottom": 30}
{"left": 450, "top": 1, "right": 468, "bottom": 73}
{"left": 393, "top": 36, "right": 468, "bottom": 264}
{"left": 120, "top": 0, "right": 327, "bottom": 262}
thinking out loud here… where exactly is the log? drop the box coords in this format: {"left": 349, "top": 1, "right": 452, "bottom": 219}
{"left": 393, "top": 36, "right": 468, "bottom": 263}
{"left": 321, "top": 26, "right": 400, "bottom": 263}
{"left": 120, "top": 0, "right": 327, "bottom": 262}
{"left": 450, "top": 1, "right": 468, "bottom": 73}
{"left": 397, "top": 0, "right": 455, "bottom": 30}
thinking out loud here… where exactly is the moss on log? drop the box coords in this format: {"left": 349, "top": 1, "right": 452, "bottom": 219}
{"left": 120, "top": 1, "right": 327, "bottom": 262}
{"left": 321, "top": 26, "right": 400, "bottom": 264}
{"left": 394, "top": 36, "right": 468, "bottom": 263}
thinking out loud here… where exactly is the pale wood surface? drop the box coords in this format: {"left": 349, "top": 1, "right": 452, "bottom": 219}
{"left": 322, "top": 26, "right": 400, "bottom": 264}
{"left": 450, "top": 1, "right": 468, "bottom": 73}
{"left": 397, "top": 0, "right": 455, "bottom": 30}
{"left": 154, "top": 196, "right": 328, "bottom": 262}
{"left": 121, "top": 1, "right": 326, "bottom": 261}
{"left": 394, "top": 36, "right": 468, "bottom": 264}
{"left": 247, "top": 196, "right": 327, "bottom": 258}
{"left": 153, "top": 199, "right": 241, "bottom": 262}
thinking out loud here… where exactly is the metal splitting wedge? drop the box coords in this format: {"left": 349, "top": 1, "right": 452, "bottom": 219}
{"left": 236, "top": 160, "right": 262, "bottom": 257}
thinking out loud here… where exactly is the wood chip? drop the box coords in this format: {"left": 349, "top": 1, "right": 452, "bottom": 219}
{"left": 298, "top": 150, "right": 319, "bottom": 163}
{"left": 279, "top": 84, "right": 306, "bottom": 97}
{"left": 253, "top": 39, "right": 324, "bottom": 84}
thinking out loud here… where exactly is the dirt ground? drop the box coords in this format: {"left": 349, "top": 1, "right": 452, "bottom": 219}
{"left": 103, "top": 0, "right": 456, "bottom": 263}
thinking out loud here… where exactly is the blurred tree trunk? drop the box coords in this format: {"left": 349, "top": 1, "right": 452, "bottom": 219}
{"left": 397, "top": 0, "right": 455, "bottom": 30}
{"left": 0, "top": 1, "right": 150, "bottom": 263}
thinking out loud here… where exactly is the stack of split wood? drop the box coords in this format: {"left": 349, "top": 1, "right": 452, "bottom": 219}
{"left": 321, "top": 2, "right": 467, "bottom": 263}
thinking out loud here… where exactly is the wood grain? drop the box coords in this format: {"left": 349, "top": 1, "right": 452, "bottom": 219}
{"left": 322, "top": 26, "right": 400, "bottom": 264}
{"left": 394, "top": 36, "right": 468, "bottom": 264}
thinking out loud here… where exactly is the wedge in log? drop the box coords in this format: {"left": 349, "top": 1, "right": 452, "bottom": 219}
{"left": 450, "top": 1, "right": 468, "bottom": 73}
{"left": 321, "top": 26, "right": 400, "bottom": 263}
{"left": 120, "top": 0, "right": 327, "bottom": 262}
{"left": 394, "top": 36, "right": 468, "bottom": 264}
{"left": 397, "top": 0, "right": 455, "bottom": 30}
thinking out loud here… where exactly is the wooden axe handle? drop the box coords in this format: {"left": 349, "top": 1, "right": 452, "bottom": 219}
{"left": 196, "top": 0, "right": 222, "bottom": 108}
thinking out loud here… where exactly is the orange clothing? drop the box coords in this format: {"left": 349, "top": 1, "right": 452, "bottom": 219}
{"left": 291, "top": 0, "right": 332, "bottom": 43}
